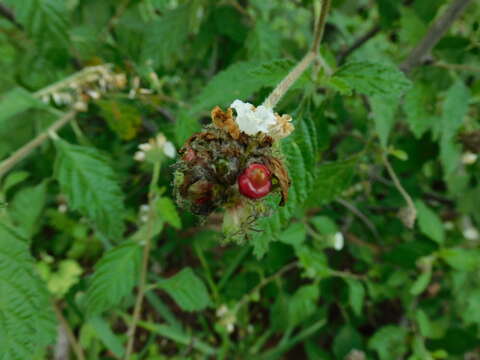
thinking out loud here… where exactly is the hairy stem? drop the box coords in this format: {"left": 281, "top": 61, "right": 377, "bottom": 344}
{"left": 124, "top": 161, "right": 161, "bottom": 359}
{"left": 382, "top": 153, "right": 417, "bottom": 228}
{"left": 53, "top": 303, "right": 86, "bottom": 360}
{"left": 0, "top": 111, "right": 76, "bottom": 180}
{"left": 400, "top": 0, "right": 472, "bottom": 74}
{"left": 262, "top": 0, "right": 331, "bottom": 109}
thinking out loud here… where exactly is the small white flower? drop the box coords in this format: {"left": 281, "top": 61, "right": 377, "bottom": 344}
{"left": 333, "top": 232, "right": 344, "bottom": 251}
{"left": 138, "top": 143, "right": 152, "bottom": 152}
{"left": 134, "top": 151, "right": 146, "bottom": 162}
{"left": 58, "top": 204, "right": 68, "bottom": 213}
{"left": 464, "top": 227, "right": 479, "bottom": 241}
{"left": 216, "top": 305, "right": 229, "bottom": 317}
{"left": 230, "top": 99, "right": 276, "bottom": 135}
{"left": 226, "top": 323, "right": 235, "bottom": 333}
{"left": 163, "top": 141, "right": 176, "bottom": 158}
{"left": 443, "top": 221, "right": 454, "bottom": 230}
{"left": 140, "top": 204, "right": 150, "bottom": 213}
{"left": 462, "top": 152, "right": 478, "bottom": 165}
{"left": 140, "top": 214, "right": 149, "bottom": 223}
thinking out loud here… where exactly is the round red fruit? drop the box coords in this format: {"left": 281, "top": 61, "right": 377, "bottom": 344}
{"left": 238, "top": 163, "right": 272, "bottom": 199}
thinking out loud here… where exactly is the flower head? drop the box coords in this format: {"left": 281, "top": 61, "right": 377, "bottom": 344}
{"left": 134, "top": 133, "right": 176, "bottom": 162}
{"left": 230, "top": 100, "right": 277, "bottom": 136}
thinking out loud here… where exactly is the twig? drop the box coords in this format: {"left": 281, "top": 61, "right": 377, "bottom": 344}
{"left": 400, "top": 0, "right": 472, "bottom": 74}
{"left": 0, "top": 3, "right": 23, "bottom": 29}
{"left": 337, "top": 25, "right": 381, "bottom": 65}
{"left": 124, "top": 162, "right": 161, "bottom": 359}
{"left": 336, "top": 198, "right": 381, "bottom": 240}
{"left": 0, "top": 111, "right": 76, "bottom": 180}
{"left": 433, "top": 62, "right": 480, "bottom": 73}
{"left": 262, "top": 0, "right": 332, "bottom": 109}
{"left": 382, "top": 153, "right": 417, "bottom": 228}
{"left": 53, "top": 303, "right": 86, "bottom": 360}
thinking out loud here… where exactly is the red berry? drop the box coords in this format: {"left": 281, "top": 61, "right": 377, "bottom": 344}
{"left": 238, "top": 163, "right": 272, "bottom": 199}
{"left": 183, "top": 148, "right": 196, "bottom": 162}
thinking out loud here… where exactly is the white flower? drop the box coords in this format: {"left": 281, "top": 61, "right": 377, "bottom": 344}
{"left": 230, "top": 100, "right": 276, "bottom": 135}
{"left": 464, "top": 227, "right": 479, "bottom": 241}
{"left": 58, "top": 204, "right": 68, "bottom": 213}
{"left": 462, "top": 152, "right": 478, "bottom": 165}
{"left": 163, "top": 141, "right": 176, "bottom": 158}
{"left": 140, "top": 204, "right": 150, "bottom": 213}
{"left": 138, "top": 143, "right": 152, "bottom": 152}
{"left": 333, "top": 232, "right": 344, "bottom": 251}
{"left": 134, "top": 151, "right": 146, "bottom": 162}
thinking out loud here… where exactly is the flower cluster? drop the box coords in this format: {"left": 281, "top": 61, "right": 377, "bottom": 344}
{"left": 38, "top": 64, "right": 126, "bottom": 111}
{"left": 173, "top": 99, "right": 294, "bottom": 239}
{"left": 134, "top": 133, "right": 176, "bottom": 162}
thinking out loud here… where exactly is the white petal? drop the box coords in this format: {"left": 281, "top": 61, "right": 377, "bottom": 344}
{"left": 230, "top": 99, "right": 276, "bottom": 136}
{"left": 333, "top": 232, "right": 344, "bottom": 251}
{"left": 163, "top": 141, "right": 176, "bottom": 158}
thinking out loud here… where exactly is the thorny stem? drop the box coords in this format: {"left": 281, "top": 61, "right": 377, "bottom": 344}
{"left": 0, "top": 111, "right": 77, "bottom": 180}
{"left": 382, "top": 153, "right": 417, "bottom": 228}
{"left": 124, "top": 161, "right": 161, "bottom": 359}
{"left": 53, "top": 303, "right": 86, "bottom": 360}
{"left": 262, "top": 0, "right": 332, "bottom": 109}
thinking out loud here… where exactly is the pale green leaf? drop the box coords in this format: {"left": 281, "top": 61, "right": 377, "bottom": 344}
{"left": 54, "top": 139, "right": 126, "bottom": 239}
{"left": 278, "top": 222, "right": 306, "bottom": 248}
{"left": 157, "top": 196, "right": 181, "bottom": 229}
{"left": 410, "top": 270, "right": 432, "bottom": 296}
{"left": 415, "top": 200, "right": 445, "bottom": 244}
{"left": 333, "top": 61, "right": 412, "bottom": 98}
{"left": 440, "top": 248, "right": 480, "bottom": 271}
{"left": 346, "top": 278, "right": 365, "bottom": 317}
{"left": 368, "top": 325, "right": 408, "bottom": 360}
{"left": 85, "top": 241, "right": 142, "bottom": 315}
{"left": 88, "top": 316, "right": 125, "bottom": 358}
{"left": 288, "top": 284, "right": 320, "bottom": 327}
{"left": 9, "top": 181, "right": 47, "bottom": 239}
{"left": 0, "top": 88, "right": 46, "bottom": 125}
{"left": 246, "top": 21, "right": 281, "bottom": 60}
{"left": 1, "top": 171, "right": 30, "bottom": 194}
{"left": 0, "top": 223, "right": 56, "bottom": 360}
{"left": 403, "top": 82, "right": 438, "bottom": 138}
{"left": 158, "top": 267, "right": 211, "bottom": 312}
{"left": 371, "top": 95, "right": 400, "bottom": 147}
{"left": 440, "top": 80, "right": 470, "bottom": 137}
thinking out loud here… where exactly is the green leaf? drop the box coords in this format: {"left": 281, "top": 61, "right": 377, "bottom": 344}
{"left": 403, "top": 82, "right": 438, "bottom": 138}
{"left": 415, "top": 200, "right": 445, "bottom": 244}
{"left": 368, "top": 325, "right": 408, "bottom": 360}
{"left": 278, "top": 222, "right": 306, "bottom": 248}
{"left": 370, "top": 95, "right": 400, "bottom": 147}
{"left": 157, "top": 196, "right": 182, "bottom": 229}
{"left": 158, "top": 267, "right": 211, "bottom": 312}
{"left": 6, "top": 0, "right": 69, "bottom": 47}
{"left": 142, "top": 3, "right": 197, "bottom": 68}
{"left": 1, "top": 171, "right": 30, "bottom": 194}
{"left": 440, "top": 80, "right": 470, "bottom": 137}
{"left": 9, "top": 181, "right": 47, "bottom": 239}
{"left": 246, "top": 21, "right": 281, "bottom": 60}
{"left": 85, "top": 241, "right": 142, "bottom": 315}
{"left": 0, "top": 87, "right": 46, "bottom": 125}
{"left": 333, "top": 61, "right": 412, "bottom": 98}
{"left": 97, "top": 100, "right": 142, "bottom": 140}
{"left": 345, "top": 278, "right": 365, "bottom": 317}
{"left": 306, "top": 158, "right": 357, "bottom": 206}
{"left": 410, "top": 269, "right": 432, "bottom": 296}
{"left": 0, "top": 223, "right": 56, "bottom": 359}
{"left": 333, "top": 325, "right": 364, "bottom": 360}
{"left": 88, "top": 316, "right": 125, "bottom": 358}
{"left": 440, "top": 248, "right": 479, "bottom": 271}
{"left": 288, "top": 284, "right": 320, "bottom": 327}
{"left": 54, "top": 139, "right": 126, "bottom": 239}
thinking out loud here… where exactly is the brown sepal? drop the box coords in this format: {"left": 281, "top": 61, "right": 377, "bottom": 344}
{"left": 211, "top": 106, "right": 240, "bottom": 140}
{"left": 264, "top": 157, "right": 291, "bottom": 206}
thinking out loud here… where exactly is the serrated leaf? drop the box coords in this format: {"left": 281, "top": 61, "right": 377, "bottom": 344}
{"left": 0, "top": 223, "right": 56, "bottom": 359}
{"left": 333, "top": 61, "right": 412, "bottom": 98}
{"left": 88, "top": 316, "right": 125, "bottom": 358}
{"left": 142, "top": 3, "right": 197, "bottom": 68}
{"left": 403, "top": 82, "right": 438, "bottom": 138}
{"left": 440, "top": 80, "right": 470, "bottom": 137}
{"left": 246, "top": 21, "right": 281, "bottom": 60}
{"left": 157, "top": 196, "right": 181, "bottom": 229}
{"left": 440, "top": 248, "right": 479, "bottom": 271}
{"left": 85, "top": 241, "right": 142, "bottom": 315}
{"left": 0, "top": 87, "right": 46, "bottom": 125}
{"left": 158, "top": 267, "right": 210, "bottom": 312}
{"left": 306, "top": 158, "right": 357, "bottom": 207}
{"left": 97, "top": 100, "right": 142, "bottom": 140}
{"left": 415, "top": 200, "right": 445, "bottom": 244}
{"left": 346, "top": 278, "right": 365, "bottom": 317}
{"left": 288, "top": 284, "right": 320, "bottom": 327}
{"left": 1, "top": 171, "right": 30, "bottom": 194}
{"left": 54, "top": 139, "right": 126, "bottom": 239}
{"left": 368, "top": 325, "right": 408, "bottom": 360}
{"left": 6, "top": 0, "right": 69, "bottom": 47}
{"left": 9, "top": 181, "right": 47, "bottom": 239}
{"left": 371, "top": 95, "right": 400, "bottom": 147}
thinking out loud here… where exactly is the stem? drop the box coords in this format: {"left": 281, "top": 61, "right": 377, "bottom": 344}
{"left": 53, "top": 303, "right": 86, "bottom": 360}
{"left": 335, "top": 198, "right": 380, "bottom": 240}
{"left": 400, "top": 0, "right": 472, "bottom": 74}
{"left": 0, "top": 111, "right": 76, "bottom": 180}
{"left": 337, "top": 24, "right": 381, "bottom": 65}
{"left": 0, "top": 3, "right": 23, "bottom": 29}
{"left": 124, "top": 161, "right": 161, "bottom": 359}
{"left": 433, "top": 62, "right": 480, "bottom": 73}
{"left": 262, "top": 0, "right": 331, "bottom": 109}
{"left": 382, "top": 153, "right": 417, "bottom": 228}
